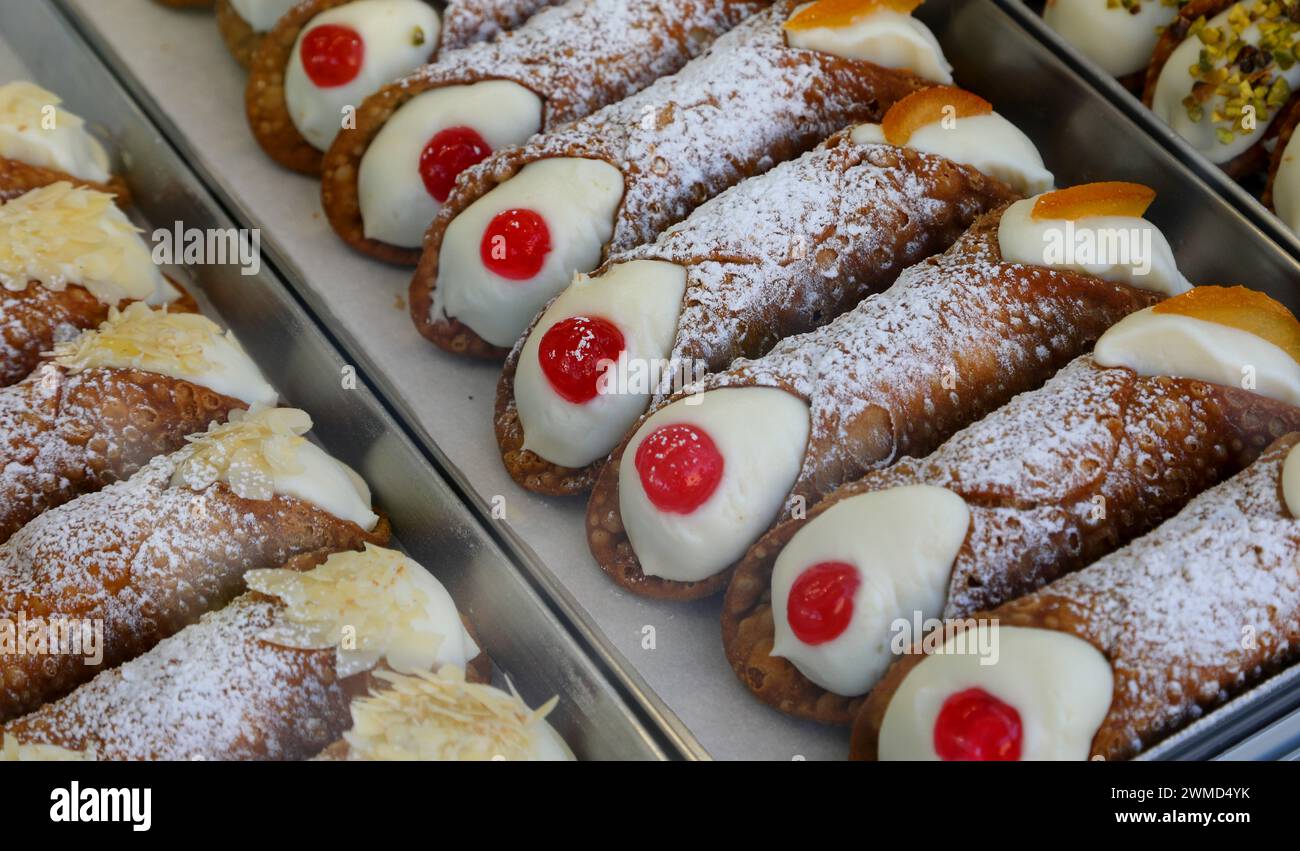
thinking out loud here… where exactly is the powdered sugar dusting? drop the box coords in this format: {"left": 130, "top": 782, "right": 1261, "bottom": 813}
{"left": 402, "top": 0, "right": 761, "bottom": 129}
{"left": 438, "top": 0, "right": 568, "bottom": 52}
{"left": 4, "top": 596, "right": 347, "bottom": 760}
{"left": 684, "top": 211, "right": 1159, "bottom": 519}
{"left": 997, "top": 436, "right": 1300, "bottom": 758}
{"left": 615, "top": 134, "right": 1014, "bottom": 395}
{"left": 0, "top": 445, "right": 376, "bottom": 720}
{"left": 437, "top": 0, "right": 924, "bottom": 273}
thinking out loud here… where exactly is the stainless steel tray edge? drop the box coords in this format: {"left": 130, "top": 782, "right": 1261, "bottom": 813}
{"left": 4, "top": 0, "right": 669, "bottom": 761}
{"left": 45, "top": 0, "right": 702, "bottom": 758}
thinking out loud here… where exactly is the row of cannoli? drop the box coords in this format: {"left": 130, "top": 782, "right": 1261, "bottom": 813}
{"left": 0, "top": 96, "right": 573, "bottom": 758}
{"left": 1041, "top": 1, "right": 1300, "bottom": 237}
{"left": 147, "top": 0, "right": 1300, "bottom": 759}
{"left": 4, "top": 542, "right": 569, "bottom": 761}
{"left": 175, "top": 0, "right": 960, "bottom": 344}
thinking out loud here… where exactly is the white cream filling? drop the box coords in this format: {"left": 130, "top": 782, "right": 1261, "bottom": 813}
{"left": 1043, "top": 0, "right": 1181, "bottom": 78}
{"left": 229, "top": 0, "right": 301, "bottom": 32}
{"left": 1273, "top": 131, "right": 1300, "bottom": 236}
{"left": 173, "top": 409, "right": 380, "bottom": 531}
{"left": 851, "top": 114, "right": 1054, "bottom": 195}
{"left": 619, "top": 386, "right": 810, "bottom": 583}
{"left": 996, "top": 196, "right": 1190, "bottom": 295}
{"left": 1094, "top": 307, "right": 1300, "bottom": 406}
{"left": 770, "top": 485, "right": 970, "bottom": 697}
{"left": 785, "top": 7, "right": 953, "bottom": 83}
{"left": 515, "top": 259, "right": 687, "bottom": 468}
{"left": 1152, "top": 12, "right": 1300, "bottom": 164}
{"left": 433, "top": 156, "right": 625, "bottom": 348}
{"left": 1282, "top": 443, "right": 1300, "bottom": 518}
{"left": 878, "top": 625, "right": 1114, "bottom": 760}
{"left": 359, "top": 80, "right": 544, "bottom": 248}
{"left": 274, "top": 440, "right": 380, "bottom": 531}
{"left": 52, "top": 305, "right": 278, "bottom": 407}
{"left": 0, "top": 82, "right": 110, "bottom": 183}
{"left": 285, "top": 0, "right": 441, "bottom": 152}
{"left": 0, "top": 183, "right": 174, "bottom": 305}
{"left": 248, "top": 545, "right": 478, "bottom": 677}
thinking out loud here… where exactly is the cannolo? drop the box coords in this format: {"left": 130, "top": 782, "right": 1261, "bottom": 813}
{"left": 0, "top": 407, "right": 388, "bottom": 721}
{"left": 315, "top": 666, "right": 574, "bottom": 761}
{"left": 723, "top": 285, "right": 1300, "bottom": 724}
{"left": 852, "top": 430, "right": 1300, "bottom": 761}
{"left": 1263, "top": 94, "right": 1300, "bottom": 234}
{"left": 321, "top": 0, "right": 766, "bottom": 264}
{"left": 0, "top": 183, "right": 193, "bottom": 388}
{"left": 410, "top": 0, "right": 952, "bottom": 358}
{"left": 0, "top": 303, "right": 278, "bottom": 544}
{"left": 497, "top": 87, "right": 1049, "bottom": 496}
{"left": 3, "top": 546, "right": 485, "bottom": 760}
{"left": 0, "top": 82, "right": 130, "bottom": 205}
{"left": 1144, "top": 0, "right": 1300, "bottom": 179}
{"left": 1041, "top": 0, "right": 1186, "bottom": 88}
{"left": 246, "top": 0, "right": 560, "bottom": 174}
{"left": 587, "top": 182, "right": 1191, "bottom": 600}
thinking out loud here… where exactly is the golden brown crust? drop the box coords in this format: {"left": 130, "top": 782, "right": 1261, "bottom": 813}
{"left": 245, "top": 0, "right": 356, "bottom": 175}
{"left": 724, "top": 368, "right": 1300, "bottom": 726}
{"left": 216, "top": 0, "right": 262, "bottom": 70}
{"left": 0, "top": 366, "right": 248, "bottom": 544}
{"left": 0, "top": 157, "right": 131, "bottom": 206}
{"left": 586, "top": 211, "right": 1163, "bottom": 602}
{"left": 0, "top": 277, "right": 197, "bottom": 388}
{"left": 1142, "top": 0, "right": 1273, "bottom": 179}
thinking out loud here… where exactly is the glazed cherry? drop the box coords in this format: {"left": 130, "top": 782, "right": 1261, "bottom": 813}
{"left": 300, "top": 24, "right": 365, "bottom": 88}
{"left": 634, "top": 424, "right": 724, "bottom": 514}
{"left": 933, "top": 688, "right": 1023, "bottom": 761}
{"left": 787, "top": 561, "right": 860, "bottom": 645}
{"left": 480, "top": 209, "right": 551, "bottom": 280}
{"left": 538, "top": 316, "right": 625, "bottom": 404}
{"left": 420, "top": 126, "right": 492, "bottom": 203}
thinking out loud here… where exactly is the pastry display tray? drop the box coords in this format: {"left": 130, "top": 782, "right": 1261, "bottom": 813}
{"left": 0, "top": 0, "right": 671, "bottom": 761}
{"left": 45, "top": 0, "right": 1300, "bottom": 760}
{"left": 1001, "top": 0, "right": 1300, "bottom": 264}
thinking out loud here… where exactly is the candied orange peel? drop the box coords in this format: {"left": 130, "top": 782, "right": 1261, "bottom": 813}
{"left": 785, "top": 0, "right": 922, "bottom": 31}
{"left": 1031, "top": 182, "right": 1155, "bottom": 221}
{"left": 881, "top": 86, "right": 992, "bottom": 145}
{"left": 1154, "top": 285, "right": 1300, "bottom": 363}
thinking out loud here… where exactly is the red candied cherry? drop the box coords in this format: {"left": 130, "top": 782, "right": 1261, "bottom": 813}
{"left": 787, "top": 561, "right": 860, "bottom": 645}
{"left": 538, "top": 316, "right": 625, "bottom": 404}
{"left": 933, "top": 688, "right": 1022, "bottom": 761}
{"left": 300, "top": 24, "right": 365, "bottom": 88}
{"left": 480, "top": 209, "right": 551, "bottom": 281}
{"left": 420, "top": 127, "right": 492, "bottom": 203}
{"left": 634, "top": 424, "right": 724, "bottom": 514}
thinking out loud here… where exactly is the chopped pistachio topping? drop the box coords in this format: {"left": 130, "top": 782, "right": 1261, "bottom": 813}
{"left": 1180, "top": 2, "right": 1300, "bottom": 146}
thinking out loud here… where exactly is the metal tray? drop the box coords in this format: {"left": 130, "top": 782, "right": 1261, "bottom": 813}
{"left": 0, "top": 0, "right": 670, "bottom": 761}
{"left": 47, "top": 0, "right": 1300, "bottom": 760}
